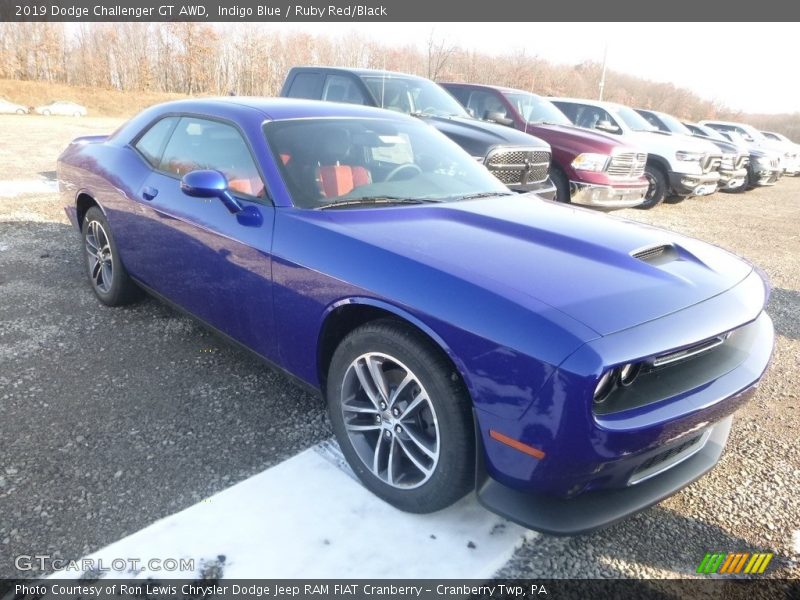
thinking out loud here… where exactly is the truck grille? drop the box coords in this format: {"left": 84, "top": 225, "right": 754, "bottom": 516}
{"left": 720, "top": 154, "right": 736, "bottom": 170}
{"left": 629, "top": 430, "right": 710, "bottom": 485}
{"left": 607, "top": 152, "right": 647, "bottom": 179}
{"left": 736, "top": 154, "right": 749, "bottom": 169}
{"left": 701, "top": 154, "right": 722, "bottom": 173}
{"left": 485, "top": 148, "right": 550, "bottom": 185}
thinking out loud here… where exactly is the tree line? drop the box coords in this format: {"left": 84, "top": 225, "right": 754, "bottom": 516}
{"left": 1, "top": 22, "right": 798, "bottom": 139}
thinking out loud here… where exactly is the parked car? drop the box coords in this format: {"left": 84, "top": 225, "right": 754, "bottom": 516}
{"left": 700, "top": 120, "right": 797, "bottom": 176}
{"left": 34, "top": 101, "right": 87, "bottom": 117}
{"left": 280, "top": 67, "right": 556, "bottom": 199}
{"left": 636, "top": 108, "right": 748, "bottom": 192}
{"left": 440, "top": 83, "right": 648, "bottom": 210}
{"left": 551, "top": 98, "right": 721, "bottom": 208}
{"left": 759, "top": 130, "right": 800, "bottom": 175}
{"left": 58, "top": 98, "right": 774, "bottom": 534}
{"left": 685, "top": 122, "right": 783, "bottom": 188}
{"left": 0, "top": 98, "right": 28, "bottom": 114}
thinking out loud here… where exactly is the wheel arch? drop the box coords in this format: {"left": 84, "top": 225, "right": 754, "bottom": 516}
{"left": 316, "top": 298, "right": 474, "bottom": 403}
{"left": 75, "top": 191, "right": 106, "bottom": 229}
{"left": 646, "top": 154, "right": 671, "bottom": 177}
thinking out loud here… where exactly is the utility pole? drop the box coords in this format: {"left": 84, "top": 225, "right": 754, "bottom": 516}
{"left": 598, "top": 43, "right": 608, "bottom": 101}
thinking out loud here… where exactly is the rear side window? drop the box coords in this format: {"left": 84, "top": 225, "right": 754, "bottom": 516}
{"left": 286, "top": 73, "right": 323, "bottom": 99}
{"left": 322, "top": 75, "right": 367, "bottom": 105}
{"left": 134, "top": 117, "right": 179, "bottom": 167}
{"left": 159, "top": 117, "right": 266, "bottom": 199}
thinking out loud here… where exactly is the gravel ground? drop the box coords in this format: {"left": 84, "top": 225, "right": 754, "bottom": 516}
{"left": 0, "top": 115, "right": 798, "bottom": 580}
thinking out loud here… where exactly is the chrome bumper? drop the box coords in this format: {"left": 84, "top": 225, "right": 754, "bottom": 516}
{"left": 569, "top": 181, "right": 648, "bottom": 209}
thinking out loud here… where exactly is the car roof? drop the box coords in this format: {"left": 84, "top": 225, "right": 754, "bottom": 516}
{"left": 292, "top": 66, "right": 429, "bottom": 81}
{"left": 148, "top": 97, "right": 417, "bottom": 122}
{"left": 440, "top": 82, "right": 532, "bottom": 95}
{"left": 549, "top": 97, "right": 624, "bottom": 110}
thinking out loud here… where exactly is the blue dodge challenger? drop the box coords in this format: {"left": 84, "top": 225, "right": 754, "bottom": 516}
{"left": 58, "top": 98, "right": 774, "bottom": 534}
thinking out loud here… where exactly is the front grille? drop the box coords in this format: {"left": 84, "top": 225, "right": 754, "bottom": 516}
{"left": 485, "top": 148, "right": 550, "bottom": 185}
{"left": 607, "top": 152, "right": 647, "bottom": 179}
{"left": 701, "top": 153, "right": 723, "bottom": 173}
{"left": 720, "top": 154, "right": 736, "bottom": 170}
{"left": 629, "top": 430, "right": 709, "bottom": 485}
{"left": 651, "top": 332, "right": 729, "bottom": 367}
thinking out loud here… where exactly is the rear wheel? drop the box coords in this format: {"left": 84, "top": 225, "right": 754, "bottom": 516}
{"left": 82, "top": 206, "right": 141, "bottom": 306}
{"left": 15, "top": 108, "right": 25, "bottom": 115}
{"left": 638, "top": 164, "right": 667, "bottom": 209}
{"left": 326, "top": 320, "right": 474, "bottom": 513}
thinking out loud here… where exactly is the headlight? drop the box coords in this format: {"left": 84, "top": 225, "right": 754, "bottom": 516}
{"left": 571, "top": 153, "right": 610, "bottom": 172}
{"left": 754, "top": 156, "right": 773, "bottom": 167}
{"left": 675, "top": 150, "right": 704, "bottom": 162}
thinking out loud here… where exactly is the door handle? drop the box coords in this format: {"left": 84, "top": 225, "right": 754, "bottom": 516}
{"left": 142, "top": 186, "right": 159, "bottom": 201}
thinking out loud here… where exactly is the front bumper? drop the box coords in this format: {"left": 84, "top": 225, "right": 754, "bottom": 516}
{"left": 477, "top": 415, "right": 733, "bottom": 535}
{"left": 750, "top": 164, "right": 782, "bottom": 187}
{"left": 718, "top": 167, "right": 748, "bottom": 190}
{"left": 668, "top": 170, "right": 721, "bottom": 196}
{"left": 569, "top": 181, "right": 648, "bottom": 209}
{"left": 511, "top": 178, "right": 557, "bottom": 201}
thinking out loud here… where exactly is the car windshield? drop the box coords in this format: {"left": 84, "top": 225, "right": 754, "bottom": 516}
{"left": 502, "top": 92, "right": 571, "bottom": 126}
{"left": 612, "top": 106, "right": 657, "bottom": 132}
{"left": 264, "top": 118, "right": 509, "bottom": 209}
{"left": 655, "top": 112, "right": 692, "bottom": 136}
{"left": 361, "top": 76, "right": 469, "bottom": 118}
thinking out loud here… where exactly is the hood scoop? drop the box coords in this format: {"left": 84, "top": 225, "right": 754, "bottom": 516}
{"left": 631, "top": 244, "right": 677, "bottom": 265}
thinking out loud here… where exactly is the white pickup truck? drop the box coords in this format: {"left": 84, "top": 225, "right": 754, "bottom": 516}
{"left": 552, "top": 98, "right": 722, "bottom": 208}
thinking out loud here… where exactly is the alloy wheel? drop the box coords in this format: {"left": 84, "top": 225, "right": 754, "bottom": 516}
{"left": 85, "top": 220, "right": 114, "bottom": 294}
{"left": 340, "top": 352, "right": 440, "bottom": 489}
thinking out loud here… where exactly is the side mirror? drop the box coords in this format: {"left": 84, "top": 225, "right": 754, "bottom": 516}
{"left": 596, "top": 120, "right": 620, "bottom": 134}
{"left": 180, "top": 169, "right": 243, "bottom": 214}
{"left": 466, "top": 107, "right": 476, "bottom": 118}
{"left": 485, "top": 111, "right": 514, "bottom": 127}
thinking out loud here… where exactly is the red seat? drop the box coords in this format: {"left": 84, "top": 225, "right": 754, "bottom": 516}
{"left": 317, "top": 165, "right": 371, "bottom": 197}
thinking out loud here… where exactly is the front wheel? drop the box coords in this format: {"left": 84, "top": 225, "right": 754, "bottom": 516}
{"left": 42, "top": 109, "right": 51, "bottom": 116}
{"left": 82, "top": 206, "right": 141, "bottom": 306}
{"left": 550, "top": 168, "right": 571, "bottom": 203}
{"left": 638, "top": 164, "right": 667, "bottom": 209}
{"left": 326, "top": 320, "right": 474, "bottom": 513}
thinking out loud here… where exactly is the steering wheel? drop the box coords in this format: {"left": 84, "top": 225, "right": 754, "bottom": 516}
{"left": 385, "top": 163, "right": 422, "bottom": 182}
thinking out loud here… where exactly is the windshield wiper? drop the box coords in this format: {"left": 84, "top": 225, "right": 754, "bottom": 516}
{"left": 317, "top": 196, "right": 440, "bottom": 210}
{"left": 454, "top": 191, "right": 515, "bottom": 201}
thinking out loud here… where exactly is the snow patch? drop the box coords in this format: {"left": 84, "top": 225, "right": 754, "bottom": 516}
{"left": 54, "top": 443, "right": 535, "bottom": 579}
{"left": 0, "top": 179, "right": 59, "bottom": 197}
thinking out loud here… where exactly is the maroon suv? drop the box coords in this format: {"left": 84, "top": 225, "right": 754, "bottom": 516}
{"left": 442, "top": 83, "right": 650, "bottom": 209}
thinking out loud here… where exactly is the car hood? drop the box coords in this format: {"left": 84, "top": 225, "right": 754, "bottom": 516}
{"left": 421, "top": 115, "right": 550, "bottom": 157}
{"left": 319, "top": 196, "right": 752, "bottom": 336}
{"left": 626, "top": 130, "right": 714, "bottom": 153}
{"left": 525, "top": 122, "right": 638, "bottom": 154}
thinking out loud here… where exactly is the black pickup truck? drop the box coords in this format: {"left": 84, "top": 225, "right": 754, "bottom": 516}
{"left": 280, "top": 66, "right": 557, "bottom": 199}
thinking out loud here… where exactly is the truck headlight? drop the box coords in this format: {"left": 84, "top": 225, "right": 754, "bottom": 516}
{"left": 676, "top": 151, "right": 704, "bottom": 162}
{"left": 572, "top": 153, "right": 610, "bottom": 172}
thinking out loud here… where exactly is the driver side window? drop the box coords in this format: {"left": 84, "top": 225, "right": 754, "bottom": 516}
{"left": 159, "top": 117, "right": 265, "bottom": 198}
{"left": 467, "top": 90, "right": 507, "bottom": 121}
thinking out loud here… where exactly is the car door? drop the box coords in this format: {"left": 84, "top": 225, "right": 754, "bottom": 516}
{"left": 131, "top": 115, "right": 278, "bottom": 361}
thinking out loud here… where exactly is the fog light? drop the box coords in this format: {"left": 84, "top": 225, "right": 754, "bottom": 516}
{"left": 594, "top": 370, "right": 616, "bottom": 403}
{"left": 619, "top": 362, "right": 641, "bottom": 386}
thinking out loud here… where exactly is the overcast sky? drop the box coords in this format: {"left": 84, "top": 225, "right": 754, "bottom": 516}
{"left": 271, "top": 22, "right": 798, "bottom": 114}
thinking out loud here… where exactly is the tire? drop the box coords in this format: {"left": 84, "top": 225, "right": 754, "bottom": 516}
{"left": 82, "top": 206, "right": 141, "bottom": 306}
{"left": 638, "top": 164, "right": 667, "bottom": 209}
{"left": 42, "top": 109, "right": 51, "bottom": 116}
{"left": 550, "top": 168, "right": 571, "bottom": 203}
{"left": 664, "top": 194, "right": 688, "bottom": 204}
{"left": 15, "top": 108, "right": 25, "bottom": 115}
{"left": 326, "top": 319, "right": 474, "bottom": 513}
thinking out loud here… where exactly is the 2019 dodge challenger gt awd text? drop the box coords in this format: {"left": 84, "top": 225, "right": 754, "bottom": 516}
{"left": 58, "top": 98, "right": 774, "bottom": 535}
